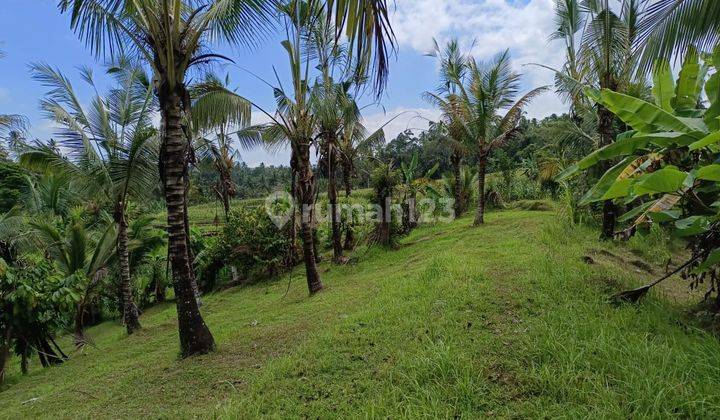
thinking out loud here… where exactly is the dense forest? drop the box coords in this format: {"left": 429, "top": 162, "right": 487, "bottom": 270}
{"left": 2, "top": 0, "right": 720, "bottom": 417}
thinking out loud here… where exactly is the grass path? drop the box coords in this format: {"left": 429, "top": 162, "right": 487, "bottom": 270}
{"left": 2, "top": 210, "right": 720, "bottom": 418}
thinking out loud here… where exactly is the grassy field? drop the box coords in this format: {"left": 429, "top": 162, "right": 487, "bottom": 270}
{"left": 2, "top": 209, "right": 720, "bottom": 418}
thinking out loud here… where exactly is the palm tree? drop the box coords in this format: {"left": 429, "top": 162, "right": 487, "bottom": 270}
{"left": 428, "top": 48, "right": 548, "bottom": 225}
{"left": 59, "top": 0, "right": 395, "bottom": 355}
{"left": 424, "top": 39, "right": 471, "bottom": 218}
{"left": 550, "top": 0, "right": 646, "bottom": 238}
{"left": 30, "top": 216, "right": 117, "bottom": 346}
{"left": 21, "top": 61, "right": 158, "bottom": 335}
{"left": 191, "top": 73, "right": 253, "bottom": 219}
{"left": 309, "top": 20, "right": 361, "bottom": 263}
{"left": 337, "top": 118, "right": 384, "bottom": 249}
{"left": 549, "top": 0, "right": 586, "bottom": 118}
{"left": 637, "top": 0, "right": 720, "bottom": 70}
{"left": 250, "top": 0, "right": 325, "bottom": 293}
{"left": 57, "top": 0, "right": 272, "bottom": 355}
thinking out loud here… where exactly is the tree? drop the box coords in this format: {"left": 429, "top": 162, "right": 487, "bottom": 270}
{"left": 561, "top": 45, "right": 720, "bottom": 303}
{"left": 191, "top": 73, "right": 253, "bottom": 219}
{"left": 428, "top": 47, "right": 547, "bottom": 225}
{"left": 30, "top": 216, "right": 117, "bottom": 346}
{"left": 21, "top": 61, "right": 158, "bottom": 335}
{"left": 370, "top": 162, "right": 398, "bottom": 246}
{"left": 550, "top": 0, "right": 647, "bottom": 238}
{"left": 398, "top": 152, "right": 437, "bottom": 233}
{"left": 424, "top": 39, "right": 472, "bottom": 218}
{"left": 58, "top": 0, "right": 272, "bottom": 356}
{"left": 637, "top": 0, "right": 720, "bottom": 71}
{"left": 1, "top": 254, "right": 73, "bottom": 384}
{"left": 310, "top": 19, "right": 362, "bottom": 263}
{"left": 337, "top": 120, "right": 384, "bottom": 249}
{"left": 249, "top": 0, "right": 326, "bottom": 293}
{"left": 60, "top": 0, "right": 395, "bottom": 354}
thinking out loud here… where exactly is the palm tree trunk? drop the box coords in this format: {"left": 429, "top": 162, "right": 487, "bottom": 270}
{"left": 451, "top": 153, "right": 464, "bottom": 217}
{"left": 0, "top": 325, "right": 11, "bottom": 385}
{"left": 116, "top": 208, "right": 141, "bottom": 334}
{"left": 20, "top": 340, "right": 29, "bottom": 375}
{"left": 155, "top": 265, "right": 166, "bottom": 303}
{"left": 74, "top": 303, "right": 88, "bottom": 347}
{"left": 296, "top": 142, "right": 323, "bottom": 294}
{"left": 342, "top": 160, "right": 355, "bottom": 250}
{"left": 328, "top": 149, "right": 343, "bottom": 263}
{"left": 183, "top": 183, "right": 202, "bottom": 306}
{"left": 598, "top": 103, "right": 617, "bottom": 239}
{"left": 474, "top": 153, "right": 488, "bottom": 226}
{"left": 161, "top": 89, "right": 215, "bottom": 357}
{"left": 286, "top": 153, "right": 299, "bottom": 266}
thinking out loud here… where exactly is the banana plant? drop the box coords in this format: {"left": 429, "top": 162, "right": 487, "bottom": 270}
{"left": 560, "top": 45, "right": 720, "bottom": 302}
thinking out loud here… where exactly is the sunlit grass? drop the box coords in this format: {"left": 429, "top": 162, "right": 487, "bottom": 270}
{"left": 1, "top": 209, "right": 719, "bottom": 418}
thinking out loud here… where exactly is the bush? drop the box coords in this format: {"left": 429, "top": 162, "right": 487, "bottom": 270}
{"left": 196, "top": 206, "right": 290, "bottom": 289}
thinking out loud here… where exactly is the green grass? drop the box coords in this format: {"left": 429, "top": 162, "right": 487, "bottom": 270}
{"left": 2, "top": 209, "right": 720, "bottom": 418}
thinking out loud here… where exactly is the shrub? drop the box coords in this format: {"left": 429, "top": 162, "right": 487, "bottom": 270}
{"left": 196, "top": 206, "right": 290, "bottom": 290}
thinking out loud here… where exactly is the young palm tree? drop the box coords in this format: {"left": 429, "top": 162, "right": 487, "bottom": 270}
{"left": 424, "top": 39, "right": 471, "bottom": 218}
{"left": 304, "top": 8, "right": 368, "bottom": 264}
{"left": 59, "top": 0, "right": 395, "bottom": 355}
{"left": 30, "top": 217, "right": 117, "bottom": 346}
{"left": 249, "top": 1, "right": 325, "bottom": 292}
{"left": 428, "top": 49, "right": 548, "bottom": 225}
{"left": 21, "top": 61, "right": 158, "bottom": 335}
{"left": 191, "top": 73, "right": 253, "bottom": 219}
{"left": 337, "top": 118, "right": 383, "bottom": 249}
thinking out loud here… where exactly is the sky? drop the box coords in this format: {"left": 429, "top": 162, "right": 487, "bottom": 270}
{"left": 0, "top": 0, "right": 568, "bottom": 167}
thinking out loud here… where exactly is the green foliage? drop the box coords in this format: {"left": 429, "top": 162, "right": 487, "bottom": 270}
{"left": 197, "top": 206, "right": 290, "bottom": 290}
{"left": 0, "top": 162, "right": 27, "bottom": 213}
{"left": 572, "top": 45, "right": 720, "bottom": 297}
{"left": 4, "top": 212, "right": 720, "bottom": 417}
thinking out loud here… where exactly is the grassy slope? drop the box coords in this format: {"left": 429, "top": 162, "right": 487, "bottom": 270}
{"left": 2, "top": 210, "right": 720, "bottom": 418}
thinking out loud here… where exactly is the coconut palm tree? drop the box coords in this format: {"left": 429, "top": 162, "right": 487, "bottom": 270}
{"left": 337, "top": 118, "right": 383, "bottom": 249}
{"left": 637, "top": 0, "right": 720, "bottom": 70}
{"left": 59, "top": 0, "right": 395, "bottom": 356}
{"left": 191, "top": 73, "right": 253, "bottom": 219}
{"left": 20, "top": 61, "right": 158, "bottom": 335}
{"left": 550, "top": 0, "right": 646, "bottom": 238}
{"left": 309, "top": 22, "right": 361, "bottom": 263}
{"left": 428, "top": 49, "right": 548, "bottom": 225}
{"left": 249, "top": 0, "right": 325, "bottom": 293}
{"left": 424, "top": 39, "right": 472, "bottom": 217}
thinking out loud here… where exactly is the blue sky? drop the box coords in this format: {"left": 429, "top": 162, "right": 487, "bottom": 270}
{"left": 0, "top": 0, "right": 567, "bottom": 166}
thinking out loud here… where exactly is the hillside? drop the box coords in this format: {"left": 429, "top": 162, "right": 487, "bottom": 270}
{"left": 2, "top": 209, "right": 720, "bottom": 418}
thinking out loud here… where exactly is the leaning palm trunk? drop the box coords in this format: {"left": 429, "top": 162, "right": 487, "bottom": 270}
{"left": 474, "top": 152, "right": 488, "bottom": 226}
{"left": 296, "top": 141, "right": 323, "bottom": 294}
{"left": 161, "top": 88, "right": 215, "bottom": 356}
{"left": 116, "top": 209, "right": 141, "bottom": 334}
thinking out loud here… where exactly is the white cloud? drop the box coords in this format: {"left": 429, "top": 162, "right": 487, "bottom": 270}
{"left": 362, "top": 106, "right": 442, "bottom": 141}
{"left": 390, "top": 0, "right": 568, "bottom": 118}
